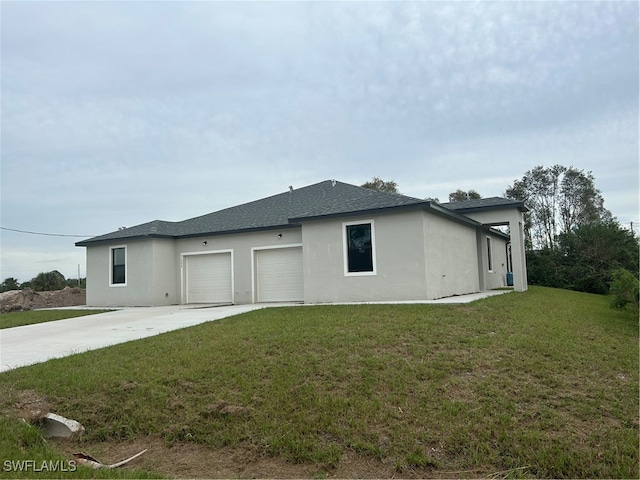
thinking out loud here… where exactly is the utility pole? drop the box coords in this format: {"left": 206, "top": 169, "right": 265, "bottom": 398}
{"left": 78, "top": 264, "right": 81, "bottom": 287}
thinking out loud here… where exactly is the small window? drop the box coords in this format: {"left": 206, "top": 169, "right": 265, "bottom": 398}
{"left": 486, "top": 237, "right": 493, "bottom": 272}
{"left": 344, "top": 221, "right": 376, "bottom": 275}
{"left": 111, "top": 246, "right": 126, "bottom": 285}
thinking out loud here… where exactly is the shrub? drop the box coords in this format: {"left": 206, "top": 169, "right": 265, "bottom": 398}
{"left": 609, "top": 268, "right": 639, "bottom": 318}
{"left": 30, "top": 270, "right": 66, "bottom": 292}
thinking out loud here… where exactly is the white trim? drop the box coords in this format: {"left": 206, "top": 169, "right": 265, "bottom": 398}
{"left": 181, "top": 249, "right": 234, "bottom": 257}
{"left": 180, "top": 249, "right": 234, "bottom": 304}
{"left": 251, "top": 243, "right": 303, "bottom": 252}
{"left": 109, "top": 245, "right": 127, "bottom": 287}
{"left": 251, "top": 243, "right": 303, "bottom": 303}
{"left": 342, "top": 219, "right": 377, "bottom": 277}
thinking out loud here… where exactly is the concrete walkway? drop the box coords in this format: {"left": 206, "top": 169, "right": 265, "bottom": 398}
{"left": 0, "top": 291, "right": 509, "bottom": 373}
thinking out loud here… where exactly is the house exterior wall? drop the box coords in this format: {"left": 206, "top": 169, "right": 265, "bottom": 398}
{"left": 86, "top": 229, "right": 302, "bottom": 307}
{"left": 176, "top": 228, "right": 302, "bottom": 305}
{"left": 423, "top": 213, "right": 480, "bottom": 299}
{"left": 301, "top": 210, "right": 429, "bottom": 303}
{"left": 150, "top": 238, "right": 178, "bottom": 305}
{"left": 86, "top": 238, "right": 173, "bottom": 307}
{"left": 84, "top": 208, "right": 516, "bottom": 307}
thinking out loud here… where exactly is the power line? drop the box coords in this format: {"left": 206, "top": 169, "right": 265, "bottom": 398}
{"left": 0, "top": 227, "right": 96, "bottom": 238}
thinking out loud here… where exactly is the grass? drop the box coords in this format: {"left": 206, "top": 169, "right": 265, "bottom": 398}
{"left": 0, "top": 286, "right": 638, "bottom": 478}
{"left": 0, "top": 310, "right": 110, "bottom": 330}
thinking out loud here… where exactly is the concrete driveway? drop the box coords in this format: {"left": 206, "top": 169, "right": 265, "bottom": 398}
{"left": 0, "top": 304, "right": 288, "bottom": 373}
{"left": 0, "top": 291, "right": 509, "bottom": 373}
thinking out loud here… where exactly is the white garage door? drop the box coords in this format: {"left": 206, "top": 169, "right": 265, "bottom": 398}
{"left": 185, "top": 253, "right": 232, "bottom": 304}
{"left": 256, "top": 247, "right": 303, "bottom": 302}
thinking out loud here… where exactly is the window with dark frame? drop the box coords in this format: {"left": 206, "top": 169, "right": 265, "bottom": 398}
{"left": 346, "top": 223, "right": 374, "bottom": 273}
{"left": 112, "top": 247, "right": 126, "bottom": 285}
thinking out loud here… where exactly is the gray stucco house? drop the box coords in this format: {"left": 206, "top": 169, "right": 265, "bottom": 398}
{"left": 76, "top": 180, "right": 528, "bottom": 306}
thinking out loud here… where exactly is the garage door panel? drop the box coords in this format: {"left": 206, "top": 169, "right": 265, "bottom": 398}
{"left": 186, "top": 253, "right": 232, "bottom": 304}
{"left": 256, "top": 247, "right": 303, "bottom": 302}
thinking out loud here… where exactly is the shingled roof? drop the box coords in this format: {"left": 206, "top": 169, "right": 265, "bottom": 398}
{"left": 76, "top": 180, "right": 430, "bottom": 246}
{"left": 76, "top": 181, "right": 526, "bottom": 247}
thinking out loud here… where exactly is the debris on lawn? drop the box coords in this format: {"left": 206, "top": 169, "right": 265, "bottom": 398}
{"left": 73, "top": 449, "right": 148, "bottom": 469}
{"left": 13, "top": 392, "right": 86, "bottom": 438}
{"left": 40, "top": 412, "right": 85, "bottom": 438}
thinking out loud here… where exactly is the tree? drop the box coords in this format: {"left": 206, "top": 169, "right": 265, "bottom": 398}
{"left": 31, "top": 270, "right": 67, "bottom": 292}
{"left": 556, "top": 221, "right": 639, "bottom": 294}
{"left": 361, "top": 177, "right": 400, "bottom": 194}
{"left": 525, "top": 248, "right": 569, "bottom": 290}
{"left": 505, "top": 165, "right": 611, "bottom": 249}
{"left": 448, "top": 189, "right": 482, "bottom": 202}
{"left": 609, "top": 269, "right": 639, "bottom": 318}
{"left": 0, "top": 277, "right": 20, "bottom": 293}
{"left": 559, "top": 167, "right": 613, "bottom": 234}
{"left": 526, "top": 221, "right": 639, "bottom": 295}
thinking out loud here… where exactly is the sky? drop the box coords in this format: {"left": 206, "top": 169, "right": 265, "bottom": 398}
{"left": 1, "top": 1, "right": 638, "bottom": 283}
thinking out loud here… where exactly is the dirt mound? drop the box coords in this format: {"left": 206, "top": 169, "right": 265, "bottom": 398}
{"left": 0, "top": 287, "right": 86, "bottom": 313}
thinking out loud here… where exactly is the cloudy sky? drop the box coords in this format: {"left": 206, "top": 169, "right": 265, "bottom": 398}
{"left": 1, "top": 1, "right": 638, "bottom": 283}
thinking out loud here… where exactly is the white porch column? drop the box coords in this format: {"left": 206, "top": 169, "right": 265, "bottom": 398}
{"left": 509, "top": 215, "right": 528, "bottom": 292}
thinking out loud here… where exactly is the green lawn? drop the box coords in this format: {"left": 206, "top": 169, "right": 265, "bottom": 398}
{"left": 0, "top": 310, "right": 111, "bottom": 330}
{"left": 0, "top": 286, "right": 637, "bottom": 478}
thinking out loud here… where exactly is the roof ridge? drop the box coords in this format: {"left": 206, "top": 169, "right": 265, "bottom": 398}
{"left": 184, "top": 180, "right": 335, "bottom": 223}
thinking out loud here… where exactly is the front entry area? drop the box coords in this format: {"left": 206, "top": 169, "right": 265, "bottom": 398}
{"left": 255, "top": 246, "right": 303, "bottom": 302}
{"left": 184, "top": 252, "right": 233, "bottom": 304}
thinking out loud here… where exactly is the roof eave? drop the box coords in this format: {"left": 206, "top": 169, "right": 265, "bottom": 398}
{"left": 288, "top": 202, "right": 431, "bottom": 223}
{"left": 449, "top": 202, "right": 529, "bottom": 214}
{"left": 176, "top": 223, "right": 300, "bottom": 240}
{"left": 288, "top": 201, "right": 489, "bottom": 229}
{"left": 75, "top": 233, "right": 175, "bottom": 247}
{"left": 485, "top": 227, "right": 511, "bottom": 240}
{"left": 75, "top": 224, "right": 301, "bottom": 246}
{"left": 425, "top": 202, "right": 484, "bottom": 228}
{"left": 430, "top": 204, "right": 512, "bottom": 239}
